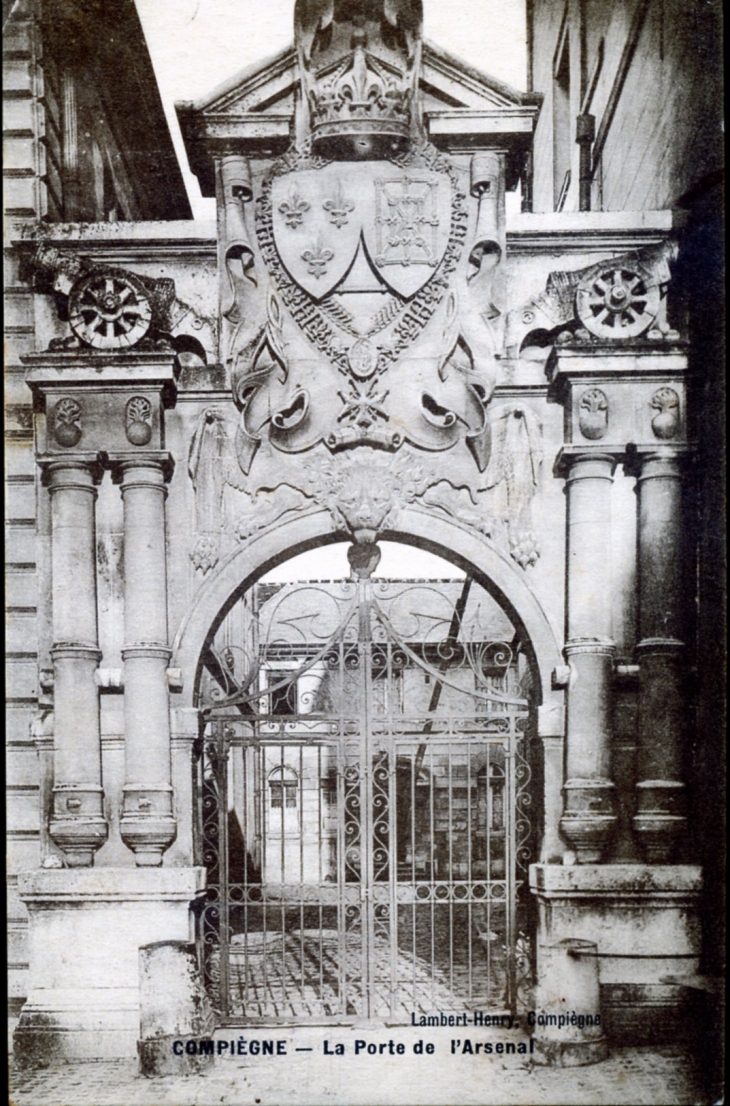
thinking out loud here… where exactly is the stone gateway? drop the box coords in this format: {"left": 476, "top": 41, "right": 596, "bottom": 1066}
{"left": 4, "top": 0, "right": 722, "bottom": 1081}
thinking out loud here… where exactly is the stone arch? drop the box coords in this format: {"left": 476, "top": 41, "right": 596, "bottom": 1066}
{"left": 171, "top": 505, "right": 564, "bottom": 716}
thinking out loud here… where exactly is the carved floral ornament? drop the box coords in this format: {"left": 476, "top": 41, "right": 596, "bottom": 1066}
{"left": 650, "top": 387, "right": 680, "bottom": 440}
{"left": 125, "top": 396, "right": 153, "bottom": 446}
{"left": 578, "top": 388, "right": 609, "bottom": 441}
{"left": 52, "top": 396, "right": 82, "bottom": 447}
{"left": 187, "top": 402, "right": 544, "bottom": 575}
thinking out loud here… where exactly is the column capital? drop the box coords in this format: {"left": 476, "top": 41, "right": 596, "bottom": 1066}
{"left": 555, "top": 446, "right": 619, "bottom": 478}
{"left": 107, "top": 451, "right": 175, "bottom": 485}
{"left": 37, "top": 453, "right": 105, "bottom": 487}
{"left": 564, "top": 638, "right": 616, "bottom": 658}
{"left": 624, "top": 443, "right": 692, "bottom": 479}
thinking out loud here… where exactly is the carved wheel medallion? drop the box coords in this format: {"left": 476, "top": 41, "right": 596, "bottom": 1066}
{"left": 576, "top": 266, "right": 660, "bottom": 339}
{"left": 69, "top": 271, "right": 153, "bottom": 350}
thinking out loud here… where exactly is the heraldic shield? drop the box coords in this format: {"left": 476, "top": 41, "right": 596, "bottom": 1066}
{"left": 271, "top": 161, "right": 453, "bottom": 300}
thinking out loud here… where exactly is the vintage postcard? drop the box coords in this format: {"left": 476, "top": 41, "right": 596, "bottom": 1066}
{"left": 6, "top": 0, "right": 724, "bottom": 1103}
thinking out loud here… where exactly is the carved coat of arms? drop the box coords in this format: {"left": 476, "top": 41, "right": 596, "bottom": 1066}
{"left": 271, "top": 162, "right": 452, "bottom": 299}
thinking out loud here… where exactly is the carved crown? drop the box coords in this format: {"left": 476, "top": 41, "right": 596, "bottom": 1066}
{"left": 295, "top": 0, "right": 423, "bottom": 158}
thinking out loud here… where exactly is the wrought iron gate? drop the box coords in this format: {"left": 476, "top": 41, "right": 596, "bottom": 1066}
{"left": 195, "top": 575, "right": 534, "bottom": 1024}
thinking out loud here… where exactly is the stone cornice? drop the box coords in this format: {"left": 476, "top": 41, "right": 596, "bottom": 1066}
{"left": 23, "top": 353, "right": 179, "bottom": 410}
{"left": 529, "top": 862, "right": 702, "bottom": 898}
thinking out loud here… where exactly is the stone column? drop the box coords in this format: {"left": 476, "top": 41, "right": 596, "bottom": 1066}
{"left": 631, "top": 449, "right": 687, "bottom": 860}
{"left": 113, "top": 456, "right": 176, "bottom": 865}
{"left": 44, "top": 458, "right": 108, "bottom": 865}
{"left": 558, "top": 451, "right": 618, "bottom": 861}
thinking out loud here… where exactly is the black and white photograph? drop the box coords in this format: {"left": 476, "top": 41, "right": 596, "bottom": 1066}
{"left": 5, "top": 0, "right": 724, "bottom": 1103}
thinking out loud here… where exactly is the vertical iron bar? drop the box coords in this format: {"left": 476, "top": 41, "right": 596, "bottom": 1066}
{"left": 506, "top": 722, "right": 517, "bottom": 1012}
{"left": 359, "top": 576, "right": 374, "bottom": 1019}
{"left": 429, "top": 742, "right": 436, "bottom": 1011}
{"left": 387, "top": 640, "right": 398, "bottom": 1019}
{"left": 467, "top": 741, "right": 473, "bottom": 1003}
{"left": 218, "top": 724, "right": 231, "bottom": 1017}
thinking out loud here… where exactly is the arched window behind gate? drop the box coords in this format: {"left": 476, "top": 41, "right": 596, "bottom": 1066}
{"left": 268, "top": 765, "right": 298, "bottom": 809}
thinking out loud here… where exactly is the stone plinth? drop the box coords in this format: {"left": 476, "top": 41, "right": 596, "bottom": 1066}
{"left": 530, "top": 864, "right": 702, "bottom": 1043}
{"left": 13, "top": 867, "right": 206, "bottom": 1066}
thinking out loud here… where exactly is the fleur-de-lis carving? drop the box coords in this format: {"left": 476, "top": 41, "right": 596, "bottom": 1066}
{"left": 301, "top": 236, "right": 334, "bottom": 279}
{"left": 278, "top": 188, "right": 310, "bottom": 228}
{"left": 323, "top": 180, "right": 355, "bottom": 228}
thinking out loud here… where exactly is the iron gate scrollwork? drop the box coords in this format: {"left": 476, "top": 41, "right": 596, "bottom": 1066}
{"left": 194, "top": 574, "right": 535, "bottom": 1024}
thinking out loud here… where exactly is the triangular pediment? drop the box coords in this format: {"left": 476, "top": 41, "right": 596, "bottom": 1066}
{"left": 176, "top": 40, "right": 539, "bottom": 196}
{"left": 186, "top": 40, "right": 531, "bottom": 118}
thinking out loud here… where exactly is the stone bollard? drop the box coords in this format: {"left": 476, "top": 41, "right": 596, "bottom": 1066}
{"left": 532, "top": 938, "right": 609, "bottom": 1066}
{"left": 138, "top": 941, "right": 213, "bottom": 1076}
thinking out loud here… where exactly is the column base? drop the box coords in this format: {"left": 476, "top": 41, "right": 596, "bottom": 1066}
{"left": 560, "top": 779, "right": 617, "bottom": 862}
{"left": 50, "top": 786, "right": 108, "bottom": 866}
{"left": 633, "top": 780, "right": 686, "bottom": 862}
{"left": 13, "top": 867, "right": 206, "bottom": 1065}
{"left": 121, "top": 786, "right": 176, "bottom": 866}
{"left": 530, "top": 863, "right": 702, "bottom": 1045}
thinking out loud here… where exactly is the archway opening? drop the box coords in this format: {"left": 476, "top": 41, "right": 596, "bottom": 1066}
{"left": 193, "top": 538, "right": 539, "bottom": 1024}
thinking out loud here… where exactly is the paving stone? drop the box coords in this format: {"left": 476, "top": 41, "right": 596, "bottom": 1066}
{"left": 8, "top": 1045, "right": 714, "bottom": 1106}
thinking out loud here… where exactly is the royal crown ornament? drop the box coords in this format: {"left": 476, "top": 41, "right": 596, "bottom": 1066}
{"left": 295, "top": 0, "right": 423, "bottom": 159}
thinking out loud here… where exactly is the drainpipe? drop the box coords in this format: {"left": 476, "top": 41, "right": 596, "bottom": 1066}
{"left": 576, "top": 113, "right": 595, "bottom": 212}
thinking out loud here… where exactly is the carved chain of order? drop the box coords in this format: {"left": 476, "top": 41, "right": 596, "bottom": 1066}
{"left": 256, "top": 143, "right": 468, "bottom": 379}
{"left": 68, "top": 269, "right": 153, "bottom": 350}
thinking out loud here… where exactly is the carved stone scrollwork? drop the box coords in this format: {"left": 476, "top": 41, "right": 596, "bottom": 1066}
{"left": 578, "top": 388, "right": 609, "bottom": 441}
{"left": 52, "top": 397, "right": 82, "bottom": 447}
